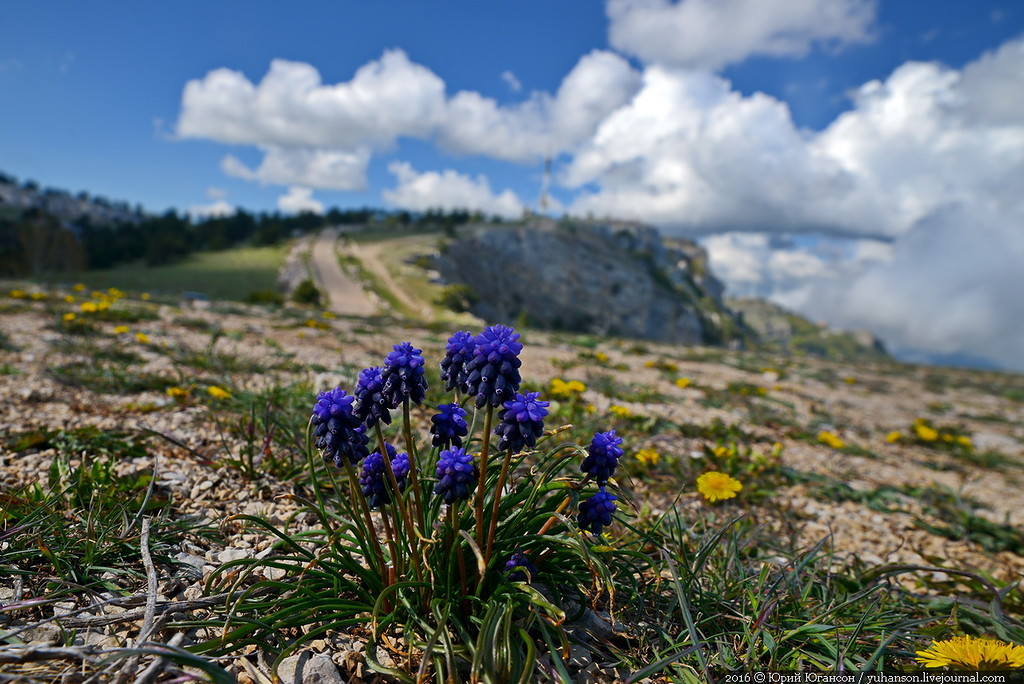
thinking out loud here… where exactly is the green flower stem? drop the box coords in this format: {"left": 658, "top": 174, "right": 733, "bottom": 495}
{"left": 374, "top": 423, "right": 424, "bottom": 586}
{"left": 449, "top": 505, "right": 469, "bottom": 611}
{"left": 402, "top": 398, "right": 426, "bottom": 532}
{"left": 474, "top": 404, "right": 495, "bottom": 551}
{"left": 484, "top": 446, "right": 515, "bottom": 567}
{"left": 342, "top": 460, "right": 387, "bottom": 580}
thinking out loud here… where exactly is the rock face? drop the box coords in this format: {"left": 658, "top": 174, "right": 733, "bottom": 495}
{"left": 436, "top": 220, "right": 743, "bottom": 345}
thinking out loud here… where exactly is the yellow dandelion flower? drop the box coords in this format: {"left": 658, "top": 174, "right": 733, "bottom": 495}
{"left": 73, "top": 283, "right": 86, "bottom": 292}
{"left": 107, "top": 287, "right": 124, "bottom": 298}
{"left": 818, "top": 431, "right": 845, "bottom": 449}
{"left": 941, "top": 433, "right": 953, "bottom": 442}
{"left": 80, "top": 301, "right": 98, "bottom": 313}
{"left": 62, "top": 312, "right": 76, "bottom": 322}
{"left": 609, "top": 405, "right": 632, "bottom": 418}
{"left": 64, "top": 295, "right": 76, "bottom": 303}
{"left": 844, "top": 376, "right": 856, "bottom": 384}
{"left": 135, "top": 332, "right": 150, "bottom": 344}
{"left": 306, "top": 318, "right": 318, "bottom": 328}
{"left": 595, "top": 351, "right": 609, "bottom": 363}
{"left": 10, "top": 289, "right": 26, "bottom": 299}
{"left": 915, "top": 424, "right": 938, "bottom": 442}
{"left": 322, "top": 311, "right": 336, "bottom": 319}
{"left": 113, "top": 325, "right": 129, "bottom": 334}
{"left": 635, "top": 448, "right": 660, "bottom": 467}
{"left": 757, "top": 386, "right": 768, "bottom": 395}
{"left": 30, "top": 292, "right": 46, "bottom": 301}
{"left": 696, "top": 471, "right": 743, "bottom": 503}
{"left": 166, "top": 386, "right": 190, "bottom": 399}
{"left": 644, "top": 360, "right": 656, "bottom": 368}
{"left": 584, "top": 404, "right": 596, "bottom": 414}
{"left": 915, "top": 635, "right": 1024, "bottom": 670}
{"left": 956, "top": 435, "right": 973, "bottom": 448}
{"left": 91, "top": 290, "right": 104, "bottom": 299}
{"left": 712, "top": 445, "right": 729, "bottom": 458}
{"left": 885, "top": 431, "right": 902, "bottom": 444}
{"left": 207, "top": 385, "right": 232, "bottom": 400}
{"left": 675, "top": 377, "right": 691, "bottom": 389}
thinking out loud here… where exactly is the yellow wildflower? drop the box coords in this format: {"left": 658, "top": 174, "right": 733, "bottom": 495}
{"left": 584, "top": 404, "right": 596, "bottom": 414}
{"left": 135, "top": 332, "right": 150, "bottom": 344}
{"left": 635, "top": 448, "right": 660, "bottom": 467}
{"left": 595, "top": 351, "right": 609, "bottom": 363}
{"left": 64, "top": 295, "right": 76, "bottom": 303}
{"left": 915, "top": 424, "right": 938, "bottom": 442}
{"left": 30, "top": 292, "right": 46, "bottom": 301}
{"left": 73, "top": 283, "right": 86, "bottom": 292}
{"left": 62, "top": 312, "right": 76, "bottom": 322}
{"left": 207, "top": 385, "right": 232, "bottom": 400}
{"left": 96, "top": 300, "right": 110, "bottom": 311}
{"left": 9, "top": 289, "right": 26, "bottom": 299}
{"left": 844, "top": 376, "right": 856, "bottom": 384}
{"left": 915, "top": 635, "right": 1024, "bottom": 670}
{"left": 166, "top": 386, "right": 190, "bottom": 399}
{"left": 107, "top": 287, "right": 124, "bottom": 298}
{"left": 306, "top": 319, "right": 318, "bottom": 328}
{"left": 942, "top": 433, "right": 953, "bottom": 442}
{"left": 113, "top": 326, "right": 129, "bottom": 334}
{"left": 609, "top": 405, "right": 632, "bottom": 418}
{"left": 675, "top": 377, "right": 691, "bottom": 389}
{"left": 644, "top": 360, "right": 656, "bottom": 368}
{"left": 91, "top": 291, "right": 104, "bottom": 299}
{"left": 712, "top": 445, "right": 729, "bottom": 458}
{"left": 696, "top": 471, "right": 743, "bottom": 503}
{"left": 550, "top": 378, "right": 586, "bottom": 398}
{"left": 956, "top": 435, "right": 973, "bottom": 448}
{"left": 322, "top": 311, "right": 336, "bottom": 319}
{"left": 80, "top": 301, "right": 98, "bottom": 313}
{"left": 885, "top": 431, "right": 902, "bottom": 444}
{"left": 818, "top": 431, "right": 845, "bottom": 449}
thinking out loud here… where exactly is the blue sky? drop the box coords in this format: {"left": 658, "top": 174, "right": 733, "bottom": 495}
{"left": 2, "top": 1, "right": 1023, "bottom": 369}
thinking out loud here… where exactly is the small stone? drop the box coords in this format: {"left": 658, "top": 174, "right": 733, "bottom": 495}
{"left": 218, "top": 548, "right": 250, "bottom": 563}
{"left": 277, "top": 652, "right": 345, "bottom": 684}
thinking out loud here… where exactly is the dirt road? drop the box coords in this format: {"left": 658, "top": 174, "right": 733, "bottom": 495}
{"left": 309, "top": 228, "right": 377, "bottom": 316}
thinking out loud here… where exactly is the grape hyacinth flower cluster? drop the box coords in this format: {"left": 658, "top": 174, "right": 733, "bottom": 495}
{"left": 381, "top": 341, "right": 428, "bottom": 407}
{"left": 577, "top": 488, "right": 617, "bottom": 535}
{"left": 465, "top": 325, "right": 523, "bottom": 408}
{"left": 504, "top": 550, "right": 537, "bottom": 583}
{"left": 354, "top": 366, "right": 391, "bottom": 427}
{"left": 440, "top": 330, "right": 475, "bottom": 394}
{"left": 494, "top": 391, "right": 549, "bottom": 454}
{"left": 580, "top": 430, "right": 625, "bottom": 486}
{"left": 311, "top": 388, "right": 370, "bottom": 467}
{"left": 434, "top": 447, "right": 477, "bottom": 504}
{"left": 430, "top": 403, "right": 468, "bottom": 450}
{"left": 360, "top": 443, "right": 410, "bottom": 509}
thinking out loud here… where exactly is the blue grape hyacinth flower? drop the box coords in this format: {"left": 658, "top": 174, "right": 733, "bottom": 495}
{"left": 381, "top": 341, "right": 428, "bottom": 407}
{"left": 505, "top": 549, "right": 537, "bottom": 583}
{"left": 311, "top": 387, "right": 370, "bottom": 467}
{"left": 359, "top": 443, "right": 410, "bottom": 509}
{"left": 580, "top": 429, "right": 625, "bottom": 486}
{"left": 494, "top": 391, "right": 549, "bottom": 454}
{"left": 578, "top": 487, "right": 617, "bottom": 535}
{"left": 430, "top": 403, "right": 469, "bottom": 450}
{"left": 465, "top": 325, "right": 523, "bottom": 409}
{"left": 354, "top": 366, "right": 392, "bottom": 428}
{"left": 440, "top": 330, "right": 475, "bottom": 394}
{"left": 433, "top": 447, "right": 478, "bottom": 504}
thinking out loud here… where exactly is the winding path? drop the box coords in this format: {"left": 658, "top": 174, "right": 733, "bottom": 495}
{"left": 309, "top": 227, "right": 377, "bottom": 316}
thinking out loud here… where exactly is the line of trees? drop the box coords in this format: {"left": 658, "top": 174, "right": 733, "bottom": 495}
{"left": 0, "top": 202, "right": 499, "bottom": 278}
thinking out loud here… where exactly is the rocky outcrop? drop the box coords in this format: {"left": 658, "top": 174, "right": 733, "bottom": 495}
{"left": 435, "top": 220, "right": 745, "bottom": 345}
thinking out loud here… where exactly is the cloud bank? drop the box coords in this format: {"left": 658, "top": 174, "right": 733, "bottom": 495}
{"left": 173, "top": 5, "right": 1024, "bottom": 368}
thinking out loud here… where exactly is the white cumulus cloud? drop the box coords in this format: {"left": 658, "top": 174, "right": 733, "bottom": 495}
{"left": 277, "top": 186, "right": 324, "bottom": 214}
{"left": 382, "top": 162, "right": 524, "bottom": 219}
{"left": 607, "top": 0, "right": 877, "bottom": 70}
{"left": 187, "top": 199, "right": 235, "bottom": 218}
{"left": 221, "top": 147, "right": 370, "bottom": 191}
